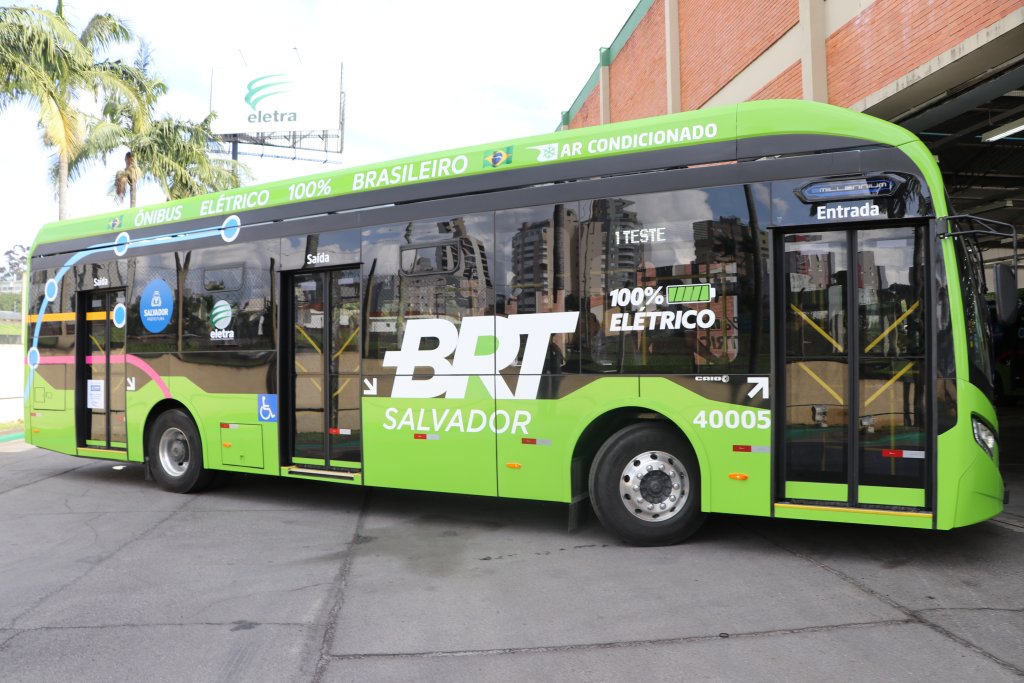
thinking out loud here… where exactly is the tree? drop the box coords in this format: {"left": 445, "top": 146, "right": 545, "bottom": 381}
{"left": 71, "top": 43, "right": 243, "bottom": 206}
{"left": 0, "top": 244, "right": 27, "bottom": 282}
{"left": 0, "top": 3, "right": 145, "bottom": 219}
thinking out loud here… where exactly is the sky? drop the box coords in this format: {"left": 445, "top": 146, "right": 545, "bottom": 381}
{"left": 0, "top": 0, "right": 642, "bottom": 254}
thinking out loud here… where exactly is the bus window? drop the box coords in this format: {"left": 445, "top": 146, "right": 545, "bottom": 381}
{"left": 577, "top": 186, "right": 768, "bottom": 375}
{"left": 362, "top": 213, "right": 494, "bottom": 367}
{"left": 495, "top": 203, "right": 581, "bottom": 375}
{"left": 954, "top": 235, "right": 994, "bottom": 399}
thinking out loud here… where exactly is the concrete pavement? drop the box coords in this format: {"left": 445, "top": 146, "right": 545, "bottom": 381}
{"left": 0, "top": 439, "right": 1021, "bottom": 682}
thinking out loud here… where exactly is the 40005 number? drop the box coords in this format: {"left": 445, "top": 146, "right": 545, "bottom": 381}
{"left": 693, "top": 409, "right": 770, "bottom": 430}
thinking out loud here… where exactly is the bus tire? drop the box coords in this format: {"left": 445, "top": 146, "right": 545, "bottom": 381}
{"left": 148, "top": 409, "right": 215, "bottom": 493}
{"left": 589, "top": 423, "right": 705, "bottom": 546}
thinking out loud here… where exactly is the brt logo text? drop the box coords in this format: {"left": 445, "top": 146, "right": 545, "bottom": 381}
{"left": 382, "top": 313, "right": 579, "bottom": 400}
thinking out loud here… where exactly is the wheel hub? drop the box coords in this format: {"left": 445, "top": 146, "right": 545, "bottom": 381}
{"left": 639, "top": 470, "right": 672, "bottom": 503}
{"left": 617, "top": 450, "right": 689, "bottom": 523}
{"left": 158, "top": 428, "right": 190, "bottom": 477}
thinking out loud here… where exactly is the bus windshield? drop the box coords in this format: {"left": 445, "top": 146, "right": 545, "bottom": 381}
{"left": 955, "top": 233, "right": 995, "bottom": 398}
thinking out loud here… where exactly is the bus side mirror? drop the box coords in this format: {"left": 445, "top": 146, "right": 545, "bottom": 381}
{"left": 993, "top": 263, "right": 1018, "bottom": 326}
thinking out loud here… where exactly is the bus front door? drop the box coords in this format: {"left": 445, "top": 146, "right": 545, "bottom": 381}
{"left": 778, "top": 226, "right": 930, "bottom": 513}
{"left": 76, "top": 289, "right": 127, "bottom": 454}
{"left": 288, "top": 267, "right": 362, "bottom": 475}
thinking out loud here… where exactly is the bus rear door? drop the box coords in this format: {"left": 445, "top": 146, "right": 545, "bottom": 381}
{"left": 76, "top": 289, "right": 128, "bottom": 457}
{"left": 286, "top": 267, "right": 363, "bottom": 478}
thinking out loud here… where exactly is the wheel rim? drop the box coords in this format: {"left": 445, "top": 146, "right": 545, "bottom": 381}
{"left": 618, "top": 450, "right": 689, "bottom": 522}
{"left": 158, "top": 427, "right": 190, "bottom": 477}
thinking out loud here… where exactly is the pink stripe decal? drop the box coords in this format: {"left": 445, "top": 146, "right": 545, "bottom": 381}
{"left": 35, "top": 354, "right": 172, "bottom": 399}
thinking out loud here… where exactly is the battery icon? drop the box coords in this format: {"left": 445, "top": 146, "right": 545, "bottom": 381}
{"left": 666, "top": 284, "right": 716, "bottom": 304}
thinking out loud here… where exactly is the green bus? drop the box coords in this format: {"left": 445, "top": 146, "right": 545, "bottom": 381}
{"left": 23, "top": 100, "right": 1009, "bottom": 545}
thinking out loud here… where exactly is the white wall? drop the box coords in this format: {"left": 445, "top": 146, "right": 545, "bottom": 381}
{"left": 0, "top": 344, "right": 24, "bottom": 423}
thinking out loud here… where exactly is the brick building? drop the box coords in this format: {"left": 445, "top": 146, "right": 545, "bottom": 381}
{"left": 562, "top": 0, "right": 1024, "bottom": 225}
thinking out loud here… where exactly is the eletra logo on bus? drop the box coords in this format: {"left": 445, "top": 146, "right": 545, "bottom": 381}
{"left": 210, "top": 300, "right": 235, "bottom": 340}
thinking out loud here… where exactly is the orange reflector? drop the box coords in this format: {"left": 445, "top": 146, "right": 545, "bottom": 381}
{"left": 32, "top": 428, "right": 40, "bottom": 433}
{"left": 728, "top": 473, "right": 748, "bottom": 481}
{"left": 223, "top": 442, "right": 232, "bottom": 448}
{"left": 506, "top": 462, "right": 522, "bottom": 469}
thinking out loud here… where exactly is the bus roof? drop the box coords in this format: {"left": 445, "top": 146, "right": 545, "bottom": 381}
{"left": 33, "top": 99, "right": 940, "bottom": 248}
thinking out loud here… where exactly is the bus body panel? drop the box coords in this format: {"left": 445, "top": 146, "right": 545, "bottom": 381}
{"left": 21, "top": 100, "right": 1006, "bottom": 537}
{"left": 936, "top": 380, "right": 1004, "bottom": 529}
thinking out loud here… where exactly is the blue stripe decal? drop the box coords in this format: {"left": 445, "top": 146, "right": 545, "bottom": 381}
{"left": 25, "top": 216, "right": 243, "bottom": 400}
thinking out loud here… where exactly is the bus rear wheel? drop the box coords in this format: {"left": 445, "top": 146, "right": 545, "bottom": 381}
{"left": 148, "top": 409, "right": 215, "bottom": 493}
{"left": 589, "top": 423, "right": 705, "bottom": 546}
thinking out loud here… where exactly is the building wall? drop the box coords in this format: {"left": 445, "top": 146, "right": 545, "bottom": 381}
{"left": 749, "top": 60, "right": 802, "bottom": 101}
{"left": 678, "top": 0, "right": 799, "bottom": 110}
{"left": 610, "top": 0, "right": 667, "bottom": 121}
{"left": 570, "top": 88, "right": 602, "bottom": 130}
{"left": 827, "top": 0, "right": 1024, "bottom": 107}
{"left": 566, "top": 0, "right": 1024, "bottom": 127}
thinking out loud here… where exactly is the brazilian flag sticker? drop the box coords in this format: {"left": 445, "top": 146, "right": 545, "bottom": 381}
{"left": 484, "top": 147, "right": 513, "bottom": 168}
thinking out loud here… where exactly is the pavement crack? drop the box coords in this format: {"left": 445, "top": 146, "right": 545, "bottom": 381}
{"left": 0, "top": 462, "right": 92, "bottom": 496}
{"left": 309, "top": 491, "right": 370, "bottom": 683}
{"left": 915, "top": 606, "right": 1024, "bottom": 614}
{"left": 3, "top": 620, "right": 308, "bottom": 633}
{"left": 744, "top": 525, "right": 1024, "bottom": 678}
{"left": 326, "top": 618, "right": 917, "bottom": 661}
{"left": 4, "top": 495, "right": 200, "bottom": 632}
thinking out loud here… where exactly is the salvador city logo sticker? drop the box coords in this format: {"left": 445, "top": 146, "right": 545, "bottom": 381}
{"left": 140, "top": 279, "right": 174, "bottom": 334}
{"left": 210, "top": 299, "right": 235, "bottom": 340}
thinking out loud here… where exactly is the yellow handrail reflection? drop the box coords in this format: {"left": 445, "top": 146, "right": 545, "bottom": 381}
{"left": 796, "top": 362, "right": 844, "bottom": 405}
{"left": 790, "top": 304, "right": 844, "bottom": 352}
{"left": 864, "top": 361, "right": 915, "bottom": 407}
{"left": 864, "top": 300, "right": 920, "bottom": 352}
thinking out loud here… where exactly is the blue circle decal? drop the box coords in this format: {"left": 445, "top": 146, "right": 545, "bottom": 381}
{"left": 112, "top": 303, "right": 127, "bottom": 329}
{"left": 44, "top": 279, "right": 58, "bottom": 302}
{"left": 140, "top": 279, "right": 174, "bottom": 333}
{"left": 221, "top": 215, "right": 241, "bottom": 242}
{"left": 27, "top": 347, "right": 40, "bottom": 369}
{"left": 114, "top": 231, "right": 131, "bottom": 256}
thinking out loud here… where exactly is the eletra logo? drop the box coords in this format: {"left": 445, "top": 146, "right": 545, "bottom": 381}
{"left": 245, "top": 74, "right": 289, "bottom": 109}
{"left": 210, "top": 300, "right": 235, "bottom": 340}
{"left": 245, "top": 74, "right": 298, "bottom": 125}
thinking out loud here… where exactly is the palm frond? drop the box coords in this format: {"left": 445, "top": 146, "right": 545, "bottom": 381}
{"left": 78, "top": 13, "right": 132, "bottom": 53}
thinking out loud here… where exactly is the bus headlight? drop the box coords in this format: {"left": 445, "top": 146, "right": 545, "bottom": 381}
{"left": 972, "top": 416, "right": 997, "bottom": 459}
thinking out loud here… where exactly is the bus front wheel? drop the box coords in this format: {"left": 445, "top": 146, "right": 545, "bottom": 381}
{"left": 148, "top": 409, "right": 215, "bottom": 493}
{"left": 589, "top": 423, "right": 706, "bottom": 546}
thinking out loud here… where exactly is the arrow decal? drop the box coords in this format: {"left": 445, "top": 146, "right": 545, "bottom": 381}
{"left": 747, "top": 377, "right": 769, "bottom": 400}
{"left": 363, "top": 378, "right": 378, "bottom": 396}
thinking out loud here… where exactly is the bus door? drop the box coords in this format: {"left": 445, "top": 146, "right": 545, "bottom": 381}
{"left": 778, "top": 226, "right": 930, "bottom": 512}
{"left": 287, "top": 267, "right": 362, "bottom": 473}
{"left": 76, "top": 289, "right": 127, "bottom": 452}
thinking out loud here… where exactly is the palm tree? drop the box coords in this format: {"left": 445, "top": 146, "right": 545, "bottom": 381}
{"left": 130, "top": 112, "right": 242, "bottom": 201}
{"left": 0, "top": 6, "right": 82, "bottom": 109}
{"left": 0, "top": 3, "right": 144, "bottom": 219}
{"left": 70, "top": 43, "right": 243, "bottom": 207}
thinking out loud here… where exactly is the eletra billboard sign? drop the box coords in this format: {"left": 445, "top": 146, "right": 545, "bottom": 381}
{"left": 210, "top": 63, "right": 342, "bottom": 135}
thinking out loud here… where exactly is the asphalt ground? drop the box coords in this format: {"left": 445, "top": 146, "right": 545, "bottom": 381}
{"left": 0, "top": 440, "right": 1021, "bottom": 682}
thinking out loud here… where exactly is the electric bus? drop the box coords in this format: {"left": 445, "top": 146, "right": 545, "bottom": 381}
{"left": 23, "top": 100, "right": 1009, "bottom": 545}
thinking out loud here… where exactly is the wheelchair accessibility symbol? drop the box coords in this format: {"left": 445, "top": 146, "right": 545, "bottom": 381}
{"left": 258, "top": 394, "right": 278, "bottom": 423}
